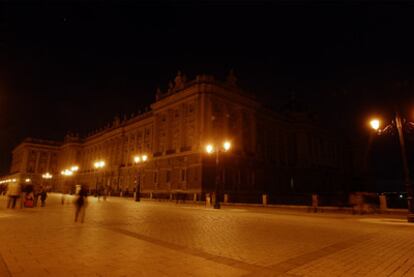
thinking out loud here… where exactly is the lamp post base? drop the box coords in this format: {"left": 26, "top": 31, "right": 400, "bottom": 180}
{"left": 135, "top": 185, "right": 140, "bottom": 202}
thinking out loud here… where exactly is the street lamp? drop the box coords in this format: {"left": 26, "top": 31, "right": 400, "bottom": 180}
{"left": 205, "top": 140, "right": 232, "bottom": 209}
{"left": 93, "top": 160, "right": 105, "bottom": 196}
{"left": 61, "top": 166, "right": 79, "bottom": 193}
{"left": 369, "top": 113, "right": 414, "bottom": 222}
{"left": 42, "top": 172, "right": 53, "bottom": 190}
{"left": 133, "top": 154, "right": 148, "bottom": 202}
{"left": 42, "top": 172, "right": 53, "bottom": 179}
{"left": 370, "top": 119, "right": 380, "bottom": 131}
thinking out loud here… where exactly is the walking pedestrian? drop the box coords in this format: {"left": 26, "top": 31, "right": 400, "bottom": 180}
{"left": 40, "top": 188, "right": 47, "bottom": 207}
{"left": 75, "top": 185, "right": 88, "bottom": 223}
{"left": 97, "top": 185, "right": 102, "bottom": 201}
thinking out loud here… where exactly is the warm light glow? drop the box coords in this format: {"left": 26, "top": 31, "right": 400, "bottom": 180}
{"left": 0, "top": 179, "right": 16, "bottom": 184}
{"left": 71, "top": 165, "right": 79, "bottom": 172}
{"left": 94, "top": 160, "right": 105, "bottom": 169}
{"left": 370, "top": 119, "right": 380, "bottom": 130}
{"left": 42, "top": 172, "right": 53, "bottom": 179}
{"left": 61, "top": 169, "right": 73, "bottom": 176}
{"left": 223, "top": 141, "right": 231, "bottom": 151}
{"left": 206, "top": 144, "right": 214, "bottom": 154}
{"left": 134, "top": 154, "right": 148, "bottom": 164}
{"left": 25, "top": 178, "right": 31, "bottom": 183}
{"left": 134, "top": 156, "right": 141, "bottom": 163}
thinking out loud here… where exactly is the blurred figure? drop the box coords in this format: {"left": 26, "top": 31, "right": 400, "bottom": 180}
{"left": 40, "top": 187, "right": 47, "bottom": 207}
{"left": 6, "top": 182, "right": 21, "bottom": 209}
{"left": 103, "top": 185, "right": 108, "bottom": 201}
{"left": 33, "top": 187, "right": 40, "bottom": 207}
{"left": 75, "top": 185, "right": 88, "bottom": 223}
{"left": 61, "top": 192, "right": 65, "bottom": 205}
{"left": 97, "top": 185, "right": 102, "bottom": 201}
{"left": 24, "top": 190, "right": 35, "bottom": 208}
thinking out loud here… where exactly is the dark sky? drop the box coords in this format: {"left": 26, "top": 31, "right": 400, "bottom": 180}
{"left": 2, "top": 1, "right": 414, "bottom": 189}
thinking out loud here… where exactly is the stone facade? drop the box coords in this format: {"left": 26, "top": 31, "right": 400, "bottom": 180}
{"left": 3, "top": 72, "right": 347, "bottom": 200}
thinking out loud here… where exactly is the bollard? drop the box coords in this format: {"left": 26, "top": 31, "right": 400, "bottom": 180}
{"left": 262, "top": 194, "right": 268, "bottom": 206}
{"left": 312, "top": 193, "right": 319, "bottom": 213}
{"left": 206, "top": 193, "right": 211, "bottom": 207}
{"left": 193, "top": 193, "right": 197, "bottom": 202}
{"left": 224, "top": 194, "right": 229, "bottom": 204}
{"left": 379, "top": 194, "right": 387, "bottom": 211}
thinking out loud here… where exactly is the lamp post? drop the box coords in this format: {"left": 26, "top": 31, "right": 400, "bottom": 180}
{"left": 205, "top": 141, "right": 231, "bottom": 209}
{"left": 41, "top": 172, "right": 53, "bottom": 190}
{"left": 61, "top": 165, "right": 79, "bottom": 193}
{"left": 133, "top": 154, "right": 148, "bottom": 202}
{"left": 93, "top": 160, "right": 105, "bottom": 197}
{"left": 369, "top": 113, "right": 414, "bottom": 222}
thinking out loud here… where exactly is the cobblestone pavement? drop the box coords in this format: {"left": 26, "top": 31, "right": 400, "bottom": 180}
{"left": 0, "top": 194, "right": 413, "bottom": 277}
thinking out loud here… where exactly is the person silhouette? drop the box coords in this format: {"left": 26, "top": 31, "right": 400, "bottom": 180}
{"left": 75, "top": 186, "right": 88, "bottom": 223}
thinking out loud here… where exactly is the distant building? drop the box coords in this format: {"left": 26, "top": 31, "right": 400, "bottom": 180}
{"left": 1, "top": 72, "right": 349, "bottom": 200}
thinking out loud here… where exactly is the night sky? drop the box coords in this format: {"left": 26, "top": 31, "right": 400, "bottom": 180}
{"left": 2, "top": 1, "right": 414, "bottom": 190}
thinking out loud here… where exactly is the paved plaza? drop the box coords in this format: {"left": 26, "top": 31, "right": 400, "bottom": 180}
{"left": 0, "top": 194, "right": 413, "bottom": 277}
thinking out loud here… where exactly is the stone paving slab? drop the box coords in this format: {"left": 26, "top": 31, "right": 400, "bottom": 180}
{"left": 0, "top": 194, "right": 413, "bottom": 276}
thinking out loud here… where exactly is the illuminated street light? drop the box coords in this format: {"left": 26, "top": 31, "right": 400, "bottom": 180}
{"left": 368, "top": 112, "right": 414, "bottom": 222}
{"left": 205, "top": 140, "right": 233, "bottom": 209}
{"left": 60, "top": 166, "right": 79, "bottom": 192}
{"left": 94, "top": 160, "right": 105, "bottom": 169}
{"left": 41, "top": 172, "right": 53, "bottom": 190}
{"left": 133, "top": 156, "right": 141, "bottom": 163}
{"left": 370, "top": 119, "right": 380, "bottom": 131}
{"left": 42, "top": 172, "right": 53, "bottom": 179}
{"left": 223, "top": 141, "right": 231, "bottom": 151}
{"left": 133, "top": 154, "right": 148, "bottom": 202}
{"left": 61, "top": 169, "right": 73, "bottom": 176}
{"left": 93, "top": 160, "right": 106, "bottom": 197}
{"left": 205, "top": 144, "right": 214, "bottom": 154}
{"left": 25, "top": 178, "right": 31, "bottom": 183}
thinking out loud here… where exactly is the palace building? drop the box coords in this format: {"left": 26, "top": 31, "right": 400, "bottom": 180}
{"left": 2, "top": 71, "right": 349, "bottom": 202}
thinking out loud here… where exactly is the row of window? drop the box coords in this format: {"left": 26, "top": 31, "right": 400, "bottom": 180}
{"left": 153, "top": 168, "right": 187, "bottom": 184}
